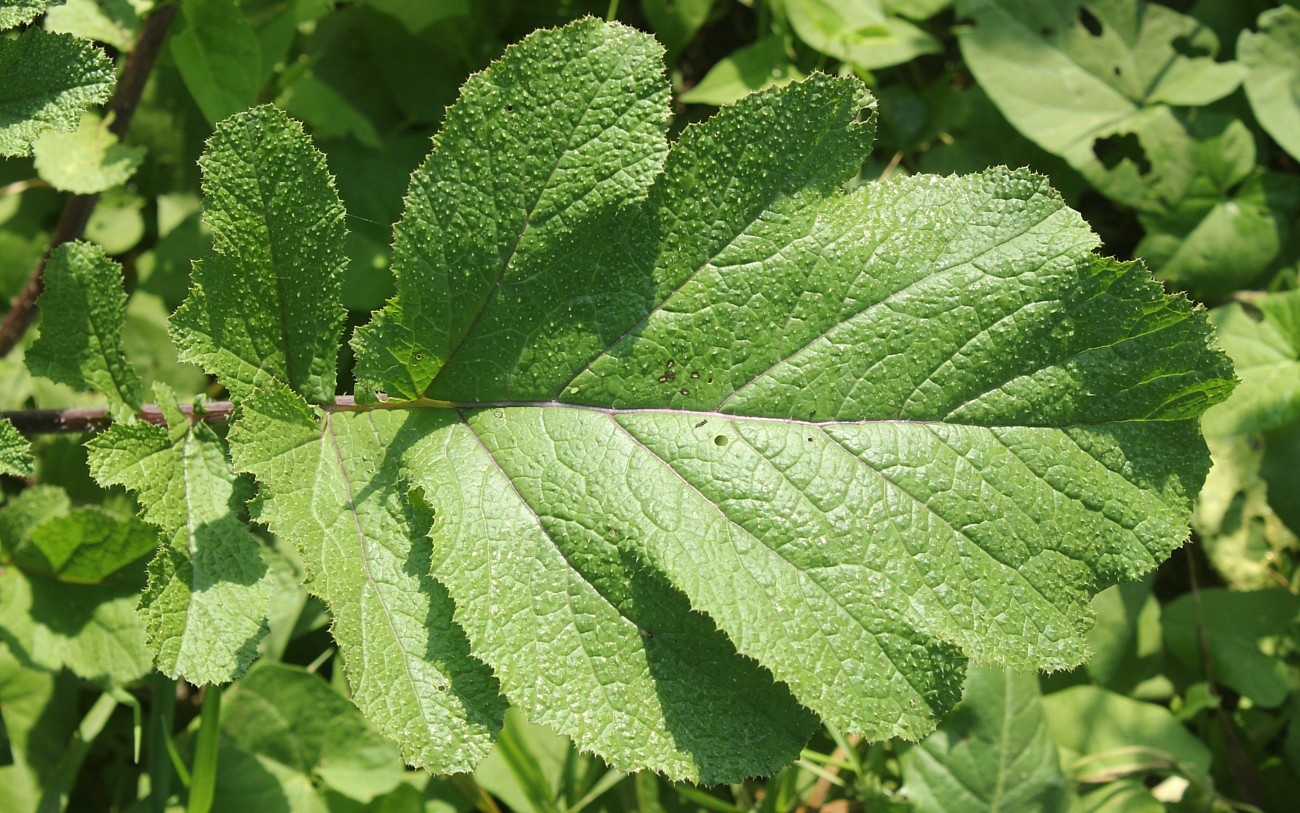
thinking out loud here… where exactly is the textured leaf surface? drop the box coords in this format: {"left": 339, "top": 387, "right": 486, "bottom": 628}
{"left": 28, "top": 241, "right": 144, "bottom": 422}
{"left": 957, "top": 0, "right": 1241, "bottom": 211}
{"left": 0, "top": 29, "right": 114, "bottom": 157}
{"left": 229, "top": 383, "right": 510, "bottom": 774}
{"left": 1240, "top": 7, "right": 1300, "bottom": 164}
{"left": 0, "top": 418, "right": 32, "bottom": 478}
{"left": 171, "top": 105, "right": 347, "bottom": 404}
{"left": 87, "top": 386, "right": 276, "bottom": 685}
{"left": 33, "top": 111, "right": 146, "bottom": 194}
{"left": 350, "top": 17, "right": 671, "bottom": 399}
{"left": 0, "top": 0, "right": 53, "bottom": 29}
{"left": 899, "top": 666, "right": 1071, "bottom": 813}
{"left": 221, "top": 19, "right": 1231, "bottom": 781}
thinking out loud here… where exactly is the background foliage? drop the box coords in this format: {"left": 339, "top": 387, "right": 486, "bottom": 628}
{"left": 0, "top": 0, "right": 1297, "bottom": 811}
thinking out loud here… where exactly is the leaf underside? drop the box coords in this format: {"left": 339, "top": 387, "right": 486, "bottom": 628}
{"left": 165, "top": 18, "right": 1234, "bottom": 782}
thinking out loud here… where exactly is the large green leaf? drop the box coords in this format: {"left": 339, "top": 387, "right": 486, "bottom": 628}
{"left": 210, "top": 19, "right": 1231, "bottom": 781}
{"left": 899, "top": 666, "right": 1072, "bottom": 813}
{"left": 0, "top": 29, "right": 114, "bottom": 157}
{"left": 957, "top": 0, "right": 1242, "bottom": 212}
{"left": 1240, "top": 6, "right": 1300, "bottom": 164}
{"left": 170, "top": 104, "right": 347, "bottom": 404}
{"left": 87, "top": 385, "right": 277, "bottom": 685}
{"left": 784, "top": 0, "right": 942, "bottom": 70}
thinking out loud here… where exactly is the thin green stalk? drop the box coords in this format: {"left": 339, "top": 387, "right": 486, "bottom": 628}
{"left": 147, "top": 673, "right": 177, "bottom": 812}
{"left": 187, "top": 685, "right": 222, "bottom": 813}
{"left": 496, "top": 722, "right": 560, "bottom": 813}
{"left": 37, "top": 691, "right": 119, "bottom": 813}
{"left": 606, "top": 0, "right": 619, "bottom": 21}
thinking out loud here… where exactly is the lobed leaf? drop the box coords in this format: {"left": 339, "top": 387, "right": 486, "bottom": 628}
{"left": 0, "top": 29, "right": 114, "bottom": 157}
{"left": 87, "top": 385, "right": 277, "bottom": 685}
{"left": 170, "top": 104, "right": 347, "bottom": 404}
{"left": 214, "top": 19, "right": 1232, "bottom": 781}
{"left": 32, "top": 111, "right": 146, "bottom": 194}
{"left": 28, "top": 241, "right": 144, "bottom": 422}
{"left": 350, "top": 16, "right": 671, "bottom": 400}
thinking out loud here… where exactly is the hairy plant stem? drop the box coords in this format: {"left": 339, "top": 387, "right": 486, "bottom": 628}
{"left": 0, "top": 5, "right": 178, "bottom": 358}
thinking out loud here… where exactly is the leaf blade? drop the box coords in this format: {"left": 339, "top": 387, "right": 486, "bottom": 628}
{"left": 28, "top": 241, "right": 144, "bottom": 422}
{"left": 0, "top": 29, "right": 114, "bottom": 157}
{"left": 87, "top": 386, "right": 277, "bottom": 685}
{"left": 170, "top": 104, "right": 347, "bottom": 403}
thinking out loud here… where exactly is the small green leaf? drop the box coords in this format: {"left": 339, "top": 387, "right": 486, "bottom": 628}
{"left": 170, "top": 104, "right": 347, "bottom": 404}
{"left": 786, "top": 0, "right": 942, "bottom": 69}
{"left": 1202, "top": 290, "right": 1300, "bottom": 436}
{"left": 211, "top": 663, "right": 405, "bottom": 808}
{"left": 44, "top": 0, "right": 140, "bottom": 51}
{"left": 33, "top": 111, "right": 146, "bottom": 194}
{"left": 0, "top": 418, "right": 33, "bottom": 478}
{"left": 10, "top": 508, "right": 157, "bottom": 583}
{"left": 1164, "top": 587, "right": 1300, "bottom": 708}
{"left": 642, "top": 0, "right": 715, "bottom": 58}
{"left": 1193, "top": 435, "right": 1297, "bottom": 590}
{"left": 0, "top": 0, "right": 55, "bottom": 30}
{"left": 680, "top": 36, "right": 806, "bottom": 107}
{"left": 1042, "top": 686, "right": 1212, "bottom": 783}
{"left": 1084, "top": 580, "right": 1164, "bottom": 694}
{"left": 0, "top": 567, "right": 150, "bottom": 685}
{"left": 1240, "top": 6, "right": 1300, "bottom": 163}
{"left": 362, "top": 0, "right": 468, "bottom": 33}
{"left": 0, "top": 489, "right": 149, "bottom": 686}
{"left": 0, "top": 643, "right": 80, "bottom": 812}
{"left": 899, "top": 666, "right": 1071, "bottom": 813}
{"left": 87, "top": 384, "right": 277, "bottom": 685}
{"left": 28, "top": 241, "right": 144, "bottom": 422}
{"left": 1138, "top": 170, "right": 1300, "bottom": 299}
{"left": 0, "top": 29, "right": 115, "bottom": 157}
{"left": 169, "top": 0, "right": 261, "bottom": 125}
